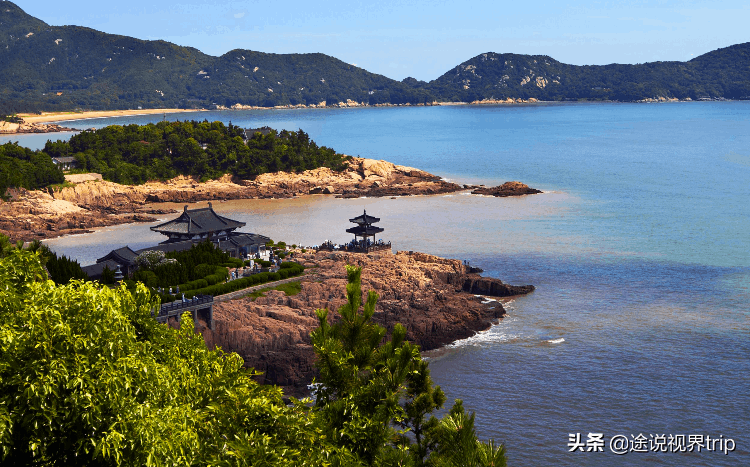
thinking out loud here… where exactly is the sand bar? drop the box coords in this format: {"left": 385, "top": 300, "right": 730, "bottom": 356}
{"left": 18, "top": 108, "right": 204, "bottom": 124}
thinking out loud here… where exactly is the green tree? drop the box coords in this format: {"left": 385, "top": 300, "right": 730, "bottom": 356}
{"left": 311, "top": 265, "right": 506, "bottom": 466}
{"left": 0, "top": 249, "right": 352, "bottom": 466}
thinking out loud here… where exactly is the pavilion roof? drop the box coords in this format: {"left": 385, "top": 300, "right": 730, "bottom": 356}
{"left": 150, "top": 203, "right": 246, "bottom": 236}
{"left": 349, "top": 210, "right": 380, "bottom": 225}
{"left": 346, "top": 225, "right": 384, "bottom": 236}
{"left": 96, "top": 246, "right": 138, "bottom": 265}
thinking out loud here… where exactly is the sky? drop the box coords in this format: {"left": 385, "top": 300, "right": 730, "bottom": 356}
{"left": 13, "top": 0, "right": 750, "bottom": 82}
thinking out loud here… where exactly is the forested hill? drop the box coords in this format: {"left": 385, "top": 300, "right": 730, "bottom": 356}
{"left": 0, "top": 2, "right": 431, "bottom": 112}
{"left": 417, "top": 44, "right": 750, "bottom": 102}
{"left": 1, "top": 1, "right": 749, "bottom": 113}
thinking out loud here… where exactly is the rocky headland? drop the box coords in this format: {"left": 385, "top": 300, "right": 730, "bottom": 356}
{"left": 200, "top": 249, "right": 534, "bottom": 396}
{"left": 0, "top": 158, "right": 463, "bottom": 242}
{"left": 0, "top": 120, "right": 79, "bottom": 135}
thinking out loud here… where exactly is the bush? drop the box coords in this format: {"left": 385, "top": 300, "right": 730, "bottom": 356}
{"left": 204, "top": 274, "right": 222, "bottom": 286}
{"left": 194, "top": 263, "right": 216, "bottom": 278}
{"left": 221, "top": 258, "right": 244, "bottom": 268}
{"left": 153, "top": 261, "right": 188, "bottom": 286}
{"left": 133, "top": 270, "right": 159, "bottom": 288}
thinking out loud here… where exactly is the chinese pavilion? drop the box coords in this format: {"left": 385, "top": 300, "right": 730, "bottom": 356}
{"left": 346, "top": 209, "right": 385, "bottom": 245}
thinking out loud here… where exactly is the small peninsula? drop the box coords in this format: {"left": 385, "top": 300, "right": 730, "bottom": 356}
{"left": 204, "top": 249, "right": 534, "bottom": 395}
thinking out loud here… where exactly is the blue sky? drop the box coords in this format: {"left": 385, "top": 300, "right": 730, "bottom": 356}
{"left": 13, "top": 0, "right": 750, "bottom": 81}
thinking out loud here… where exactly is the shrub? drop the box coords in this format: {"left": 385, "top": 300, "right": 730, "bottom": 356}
{"left": 133, "top": 270, "right": 159, "bottom": 288}
{"left": 153, "top": 261, "right": 188, "bottom": 286}
{"left": 221, "top": 258, "right": 244, "bottom": 268}
{"left": 194, "top": 263, "right": 216, "bottom": 278}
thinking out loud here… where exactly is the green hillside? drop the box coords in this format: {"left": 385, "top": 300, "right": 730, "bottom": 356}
{"left": 1, "top": 1, "right": 749, "bottom": 113}
{"left": 0, "top": 2, "right": 431, "bottom": 112}
{"left": 420, "top": 45, "right": 750, "bottom": 102}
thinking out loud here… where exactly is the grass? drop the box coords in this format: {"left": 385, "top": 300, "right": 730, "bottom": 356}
{"left": 241, "top": 280, "right": 302, "bottom": 301}
{"left": 48, "top": 181, "right": 77, "bottom": 191}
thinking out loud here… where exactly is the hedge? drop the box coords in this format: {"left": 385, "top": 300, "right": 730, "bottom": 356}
{"left": 178, "top": 266, "right": 228, "bottom": 291}
{"left": 181, "top": 262, "right": 305, "bottom": 299}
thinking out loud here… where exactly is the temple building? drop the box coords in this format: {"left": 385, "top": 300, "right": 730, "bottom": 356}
{"left": 151, "top": 203, "right": 245, "bottom": 243}
{"left": 82, "top": 204, "right": 269, "bottom": 280}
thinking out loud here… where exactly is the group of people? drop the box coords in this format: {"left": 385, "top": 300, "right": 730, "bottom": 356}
{"left": 317, "top": 238, "right": 390, "bottom": 251}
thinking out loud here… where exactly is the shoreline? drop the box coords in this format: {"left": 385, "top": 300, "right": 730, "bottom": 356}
{"left": 4, "top": 96, "right": 725, "bottom": 131}
{"left": 17, "top": 108, "right": 204, "bottom": 124}
{"left": 204, "top": 249, "right": 534, "bottom": 395}
{"left": 0, "top": 160, "right": 541, "bottom": 244}
{"left": 0, "top": 159, "right": 467, "bottom": 243}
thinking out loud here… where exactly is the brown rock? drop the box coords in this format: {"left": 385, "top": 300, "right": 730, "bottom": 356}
{"left": 202, "top": 250, "right": 533, "bottom": 396}
{"left": 471, "top": 181, "right": 542, "bottom": 197}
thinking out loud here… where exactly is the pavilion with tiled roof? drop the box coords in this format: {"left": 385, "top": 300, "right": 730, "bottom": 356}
{"left": 82, "top": 204, "right": 270, "bottom": 280}
{"left": 346, "top": 209, "right": 385, "bottom": 244}
{"left": 151, "top": 202, "right": 246, "bottom": 243}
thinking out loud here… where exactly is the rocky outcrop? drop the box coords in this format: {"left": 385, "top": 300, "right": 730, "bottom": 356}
{"left": 0, "top": 187, "right": 158, "bottom": 241}
{"left": 201, "top": 250, "right": 534, "bottom": 396}
{"left": 0, "top": 158, "right": 466, "bottom": 242}
{"left": 471, "top": 181, "right": 542, "bottom": 197}
{"left": 0, "top": 120, "right": 78, "bottom": 134}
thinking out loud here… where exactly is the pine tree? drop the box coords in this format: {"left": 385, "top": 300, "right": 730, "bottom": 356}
{"left": 311, "top": 265, "right": 506, "bottom": 466}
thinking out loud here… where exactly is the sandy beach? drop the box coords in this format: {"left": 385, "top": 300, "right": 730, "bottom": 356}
{"left": 17, "top": 108, "right": 204, "bottom": 124}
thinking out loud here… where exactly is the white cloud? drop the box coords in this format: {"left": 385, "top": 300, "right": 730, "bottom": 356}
{"left": 233, "top": 12, "right": 245, "bottom": 19}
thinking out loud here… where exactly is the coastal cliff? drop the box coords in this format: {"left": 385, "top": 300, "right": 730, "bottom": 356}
{"left": 201, "top": 250, "right": 534, "bottom": 395}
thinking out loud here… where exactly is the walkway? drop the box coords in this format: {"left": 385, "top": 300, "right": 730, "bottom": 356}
{"left": 214, "top": 273, "right": 309, "bottom": 302}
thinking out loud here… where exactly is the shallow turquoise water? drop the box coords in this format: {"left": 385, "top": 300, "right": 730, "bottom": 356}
{"left": 34, "top": 102, "right": 750, "bottom": 465}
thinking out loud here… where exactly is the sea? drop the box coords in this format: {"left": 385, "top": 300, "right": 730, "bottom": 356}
{"left": 5, "top": 102, "right": 749, "bottom": 466}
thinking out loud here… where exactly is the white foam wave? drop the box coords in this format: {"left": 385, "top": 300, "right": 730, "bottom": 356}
{"left": 446, "top": 327, "right": 519, "bottom": 348}
{"left": 547, "top": 338, "right": 565, "bottom": 344}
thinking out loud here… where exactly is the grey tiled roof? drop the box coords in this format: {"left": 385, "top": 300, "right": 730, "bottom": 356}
{"left": 82, "top": 259, "right": 120, "bottom": 279}
{"left": 150, "top": 203, "right": 246, "bottom": 235}
{"left": 96, "top": 246, "right": 138, "bottom": 265}
{"left": 349, "top": 210, "right": 381, "bottom": 225}
{"left": 52, "top": 156, "right": 77, "bottom": 164}
{"left": 346, "top": 225, "right": 384, "bottom": 236}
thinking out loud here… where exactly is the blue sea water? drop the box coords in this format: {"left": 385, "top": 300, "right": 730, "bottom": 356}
{"left": 25, "top": 102, "right": 750, "bottom": 466}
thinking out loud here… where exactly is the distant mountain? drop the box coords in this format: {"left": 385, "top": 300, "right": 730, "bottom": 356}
{"left": 418, "top": 45, "right": 750, "bottom": 102}
{"left": 1, "top": 1, "right": 749, "bottom": 113}
{"left": 0, "top": 2, "right": 432, "bottom": 112}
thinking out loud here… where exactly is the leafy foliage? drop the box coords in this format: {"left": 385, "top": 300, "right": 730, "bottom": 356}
{"left": 0, "top": 247, "right": 504, "bottom": 465}
{"left": 56, "top": 120, "right": 347, "bottom": 184}
{"left": 0, "top": 249, "right": 351, "bottom": 465}
{"left": 0, "top": 142, "right": 64, "bottom": 196}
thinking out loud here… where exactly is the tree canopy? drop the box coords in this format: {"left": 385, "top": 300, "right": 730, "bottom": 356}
{"left": 0, "top": 249, "right": 506, "bottom": 466}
